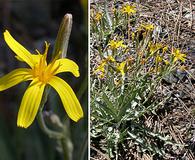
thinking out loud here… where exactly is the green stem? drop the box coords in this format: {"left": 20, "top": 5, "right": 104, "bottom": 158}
{"left": 37, "top": 89, "right": 73, "bottom": 160}
{"left": 37, "top": 111, "right": 64, "bottom": 139}
{"left": 37, "top": 13, "right": 74, "bottom": 160}
{"left": 61, "top": 125, "right": 73, "bottom": 160}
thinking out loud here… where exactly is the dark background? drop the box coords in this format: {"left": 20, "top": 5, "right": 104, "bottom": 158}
{"left": 0, "top": 0, "right": 88, "bottom": 160}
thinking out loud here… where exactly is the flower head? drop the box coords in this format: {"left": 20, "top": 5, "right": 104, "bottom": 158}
{"left": 156, "top": 55, "right": 163, "bottom": 63}
{"left": 0, "top": 30, "right": 83, "bottom": 128}
{"left": 94, "top": 12, "right": 102, "bottom": 22}
{"left": 149, "top": 42, "right": 163, "bottom": 55}
{"left": 172, "top": 48, "right": 186, "bottom": 63}
{"left": 93, "top": 61, "right": 106, "bottom": 78}
{"left": 142, "top": 24, "right": 154, "bottom": 31}
{"left": 162, "top": 46, "right": 168, "bottom": 54}
{"left": 122, "top": 4, "right": 136, "bottom": 15}
{"left": 94, "top": 56, "right": 115, "bottom": 78}
{"left": 108, "top": 40, "right": 126, "bottom": 49}
{"left": 139, "top": 24, "right": 154, "bottom": 32}
{"left": 116, "top": 61, "right": 126, "bottom": 76}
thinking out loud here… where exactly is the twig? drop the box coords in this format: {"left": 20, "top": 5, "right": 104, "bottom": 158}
{"left": 188, "top": 0, "right": 193, "bottom": 30}
{"left": 90, "top": 146, "right": 111, "bottom": 160}
{"left": 176, "top": 2, "right": 183, "bottom": 46}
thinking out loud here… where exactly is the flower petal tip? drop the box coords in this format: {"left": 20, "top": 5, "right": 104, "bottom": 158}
{"left": 17, "top": 123, "right": 28, "bottom": 129}
{"left": 3, "top": 30, "right": 10, "bottom": 37}
{"left": 75, "top": 71, "right": 80, "bottom": 77}
{"left": 73, "top": 115, "right": 84, "bottom": 122}
{"left": 4, "top": 30, "right": 8, "bottom": 33}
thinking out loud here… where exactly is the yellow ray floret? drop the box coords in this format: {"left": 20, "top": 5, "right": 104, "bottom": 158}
{"left": 48, "top": 76, "right": 83, "bottom": 122}
{"left": 4, "top": 30, "right": 35, "bottom": 67}
{"left": 17, "top": 79, "right": 45, "bottom": 128}
{"left": 0, "top": 30, "right": 83, "bottom": 128}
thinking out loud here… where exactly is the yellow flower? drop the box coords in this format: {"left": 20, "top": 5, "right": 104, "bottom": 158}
{"left": 145, "top": 24, "right": 154, "bottom": 31}
{"left": 139, "top": 24, "right": 154, "bottom": 32}
{"left": 131, "top": 32, "right": 135, "bottom": 41}
{"left": 93, "top": 56, "right": 115, "bottom": 78}
{"left": 164, "top": 59, "right": 170, "bottom": 65}
{"left": 149, "top": 42, "right": 163, "bottom": 55}
{"left": 94, "top": 61, "right": 106, "bottom": 78}
{"left": 106, "top": 55, "right": 115, "bottom": 62}
{"left": 172, "top": 48, "right": 186, "bottom": 63}
{"left": 162, "top": 46, "right": 168, "bottom": 54}
{"left": 143, "top": 24, "right": 154, "bottom": 31}
{"left": 94, "top": 12, "right": 102, "bottom": 22}
{"left": 0, "top": 30, "right": 83, "bottom": 128}
{"left": 136, "top": 24, "right": 154, "bottom": 40}
{"left": 156, "top": 55, "right": 163, "bottom": 63}
{"left": 122, "top": 4, "right": 136, "bottom": 15}
{"left": 117, "top": 61, "right": 126, "bottom": 76}
{"left": 108, "top": 40, "right": 126, "bottom": 49}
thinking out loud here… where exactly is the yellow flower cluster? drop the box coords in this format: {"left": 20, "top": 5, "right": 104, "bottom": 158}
{"left": 94, "top": 54, "right": 135, "bottom": 79}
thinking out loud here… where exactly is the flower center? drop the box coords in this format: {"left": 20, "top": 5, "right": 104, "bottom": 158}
{"left": 33, "top": 67, "right": 51, "bottom": 84}
{"left": 31, "top": 42, "right": 55, "bottom": 83}
{"left": 31, "top": 59, "right": 52, "bottom": 83}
